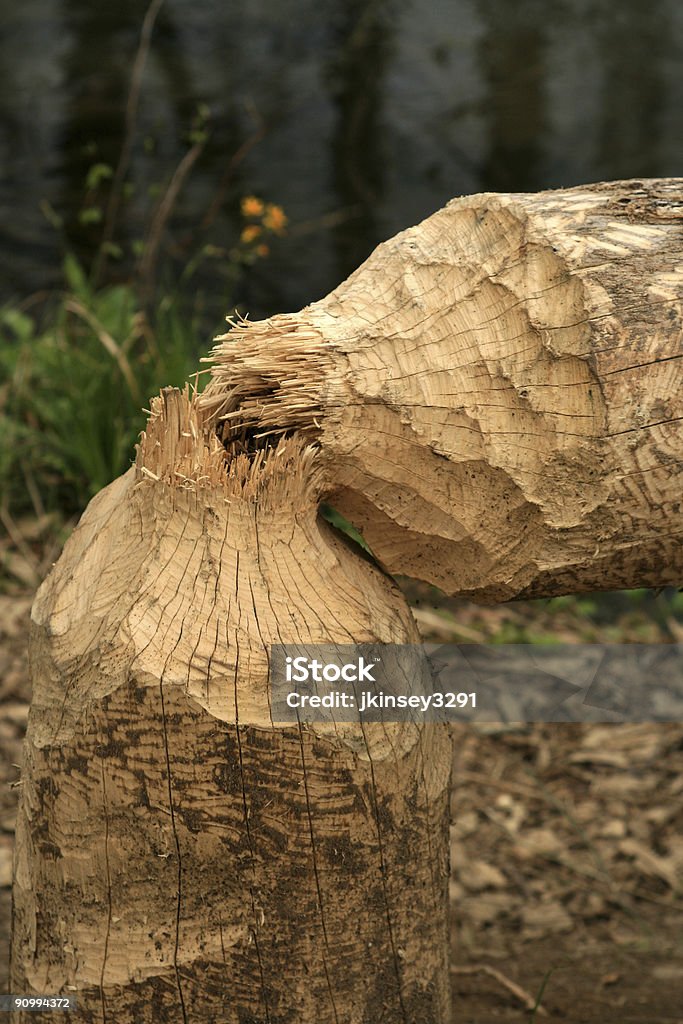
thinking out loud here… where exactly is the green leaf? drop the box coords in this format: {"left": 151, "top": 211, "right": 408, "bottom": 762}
{"left": 63, "top": 253, "right": 91, "bottom": 299}
{"left": 1, "top": 308, "right": 34, "bottom": 343}
{"left": 78, "top": 206, "right": 103, "bottom": 226}
{"left": 85, "top": 163, "right": 113, "bottom": 191}
{"left": 99, "top": 242, "right": 123, "bottom": 260}
{"left": 39, "top": 199, "right": 64, "bottom": 230}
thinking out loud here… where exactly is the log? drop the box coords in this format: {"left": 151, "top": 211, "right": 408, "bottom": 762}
{"left": 10, "top": 389, "right": 452, "bottom": 1022}
{"left": 201, "top": 178, "right": 683, "bottom": 600}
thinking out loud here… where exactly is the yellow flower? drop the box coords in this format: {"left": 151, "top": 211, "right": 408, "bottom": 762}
{"left": 256, "top": 243, "right": 270, "bottom": 257}
{"left": 262, "top": 204, "right": 288, "bottom": 233}
{"left": 240, "top": 225, "right": 262, "bottom": 243}
{"left": 241, "top": 196, "right": 264, "bottom": 217}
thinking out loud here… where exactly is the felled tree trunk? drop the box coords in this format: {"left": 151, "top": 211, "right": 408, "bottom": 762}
{"left": 10, "top": 389, "right": 452, "bottom": 1023}
{"left": 201, "top": 178, "right": 683, "bottom": 601}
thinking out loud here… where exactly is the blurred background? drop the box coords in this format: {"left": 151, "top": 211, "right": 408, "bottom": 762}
{"left": 1, "top": 2, "right": 683, "bottom": 1018}
{"left": 1, "top": 0, "right": 683, "bottom": 515}
{"left": 3, "top": 0, "right": 683, "bottom": 316}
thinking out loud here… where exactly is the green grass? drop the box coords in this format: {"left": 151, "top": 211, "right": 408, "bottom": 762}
{"left": 0, "top": 255, "right": 210, "bottom": 516}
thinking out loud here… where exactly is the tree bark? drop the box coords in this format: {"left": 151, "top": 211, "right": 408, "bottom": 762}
{"left": 10, "top": 389, "right": 452, "bottom": 1023}
{"left": 201, "top": 178, "right": 683, "bottom": 601}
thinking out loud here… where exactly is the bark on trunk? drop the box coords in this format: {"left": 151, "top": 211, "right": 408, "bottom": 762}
{"left": 10, "top": 389, "right": 452, "bottom": 1023}
{"left": 201, "top": 178, "right": 683, "bottom": 601}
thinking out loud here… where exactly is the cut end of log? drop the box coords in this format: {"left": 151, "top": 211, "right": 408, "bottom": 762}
{"left": 136, "top": 383, "right": 324, "bottom": 508}
{"left": 199, "top": 311, "right": 333, "bottom": 442}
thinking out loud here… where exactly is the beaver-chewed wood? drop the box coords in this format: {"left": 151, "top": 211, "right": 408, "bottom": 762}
{"left": 10, "top": 389, "right": 452, "bottom": 1023}
{"left": 202, "top": 179, "right": 683, "bottom": 601}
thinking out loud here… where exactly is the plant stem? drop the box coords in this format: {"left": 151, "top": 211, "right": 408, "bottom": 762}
{"left": 93, "top": 0, "right": 165, "bottom": 286}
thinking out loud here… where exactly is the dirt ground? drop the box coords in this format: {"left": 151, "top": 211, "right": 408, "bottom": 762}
{"left": 1, "top": 578, "right": 682, "bottom": 1022}
{"left": 447, "top": 721, "right": 683, "bottom": 1022}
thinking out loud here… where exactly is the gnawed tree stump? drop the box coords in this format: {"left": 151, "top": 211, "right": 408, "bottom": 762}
{"left": 10, "top": 389, "right": 451, "bottom": 1022}
{"left": 12, "top": 179, "right": 683, "bottom": 1023}
{"left": 201, "top": 178, "right": 683, "bottom": 601}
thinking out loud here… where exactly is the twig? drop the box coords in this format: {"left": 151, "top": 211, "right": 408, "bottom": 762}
{"left": 0, "top": 507, "right": 40, "bottom": 575}
{"left": 21, "top": 463, "right": 46, "bottom": 520}
{"left": 138, "top": 137, "right": 206, "bottom": 299}
{"left": 199, "top": 102, "right": 266, "bottom": 233}
{"left": 94, "top": 0, "right": 165, "bottom": 284}
{"left": 14, "top": 290, "right": 55, "bottom": 315}
{"left": 286, "top": 204, "right": 364, "bottom": 237}
{"left": 454, "top": 768, "right": 548, "bottom": 800}
{"left": 451, "top": 964, "right": 549, "bottom": 1015}
{"left": 64, "top": 299, "right": 142, "bottom": 405}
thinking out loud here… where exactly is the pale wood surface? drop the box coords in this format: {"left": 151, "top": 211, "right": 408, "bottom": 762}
{"left": 203, "top": 179, "right": 683, "bottom": 600}
{"left": 11, "top": 390, "right": 452, "bottom": 1023}
{"left": 13, "top": 180, "right": 683, "bottom": 1022}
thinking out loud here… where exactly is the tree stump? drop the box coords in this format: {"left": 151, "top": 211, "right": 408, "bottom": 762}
{"left": 10, "top": 389, "right": 452, "bottom": 1022}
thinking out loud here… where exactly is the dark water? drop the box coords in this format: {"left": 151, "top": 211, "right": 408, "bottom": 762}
{"left": 1, "top": 0, "right": 682, "bottom": 320}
